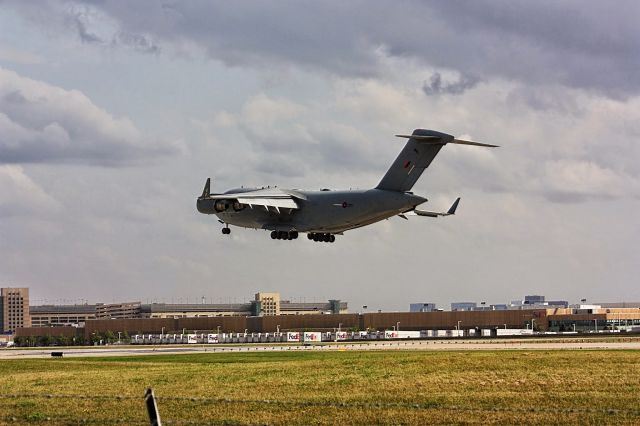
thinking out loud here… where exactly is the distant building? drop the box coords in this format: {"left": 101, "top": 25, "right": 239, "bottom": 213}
{"left": 596, "top": 302, "right": 640, "bottom": 309}
{"left": 524, "top": 295, "right": 545, "bottom": 305}
{"left": 410, "top": 303, "right": 437, "bottom": 313}
{"left": 140, "top": 303, "right": 253, "bottom": 318}
{"left": 30, "top": 304, "right": 96, "bottom": 327}
{"left": 255, "top": 292, "right": 281, "bottom": 316}
{"left": 451, "top": 302, "right": 477, "bottom": 311}
{"left": 96, "top": 302, "right": 142, "bottom": 319}
{"left": 509, "top": 295, "right": 568, "bottom": 310}
{"left": 280, "top": 299, "right": 347, "bottom": 315}
{"left": 1, "top": 287, "right": 31, "bottom": 332}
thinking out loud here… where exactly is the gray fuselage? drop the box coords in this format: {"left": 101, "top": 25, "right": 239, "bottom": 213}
{"left": 197, "top": 189, "right": 427, "bottom": 234}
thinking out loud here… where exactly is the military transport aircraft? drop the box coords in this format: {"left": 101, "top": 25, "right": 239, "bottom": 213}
{"left": 196, "top": 129, "right": 497, "bottom": 243}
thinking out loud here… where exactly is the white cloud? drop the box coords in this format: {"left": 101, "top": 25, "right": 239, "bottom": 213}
{"left": 0, "top": 67, "right": 181, "bottom": 165}
{"left": 0, "top": 165, "right": 59, "bottom": 217}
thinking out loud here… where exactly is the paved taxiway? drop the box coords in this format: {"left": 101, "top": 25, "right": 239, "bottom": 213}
{"left": 2, "top": 339, "right": 639, "bottom": 359}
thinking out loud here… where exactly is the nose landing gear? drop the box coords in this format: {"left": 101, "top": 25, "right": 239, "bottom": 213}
{"left": 221, "top": 227, "right": 231, "bottom": 235}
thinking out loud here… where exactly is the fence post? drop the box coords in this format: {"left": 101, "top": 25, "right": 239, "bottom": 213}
{"left": 145, "top": 388, "right": 162, "bottom": 426}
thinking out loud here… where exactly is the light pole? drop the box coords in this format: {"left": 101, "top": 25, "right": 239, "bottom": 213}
{"left": 161, "top": 327, "right": 164, "bottom": 337}
{"left": 117, "top": 331, "right": 121, "bottom": 344}
{"left": 217, "top": 326, "right": 221, "bottom": 335}
{"left": 457, "top": 321, "right": 462, "bottom": 333}
{"left": 531, "top": 319, "right": 535, "bottom": 332}
{"left": 504, "top": 324, "right": 507, "bottom": 330}
{"left": 396, "top": 322, "right": 400, "bottom": 332}
{"left": 276, "top": 324, "right": 280, "bottom": 335}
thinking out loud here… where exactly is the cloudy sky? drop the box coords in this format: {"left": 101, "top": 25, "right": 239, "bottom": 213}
{"left": 1, "top": 1, "right": 638, "bottom": 310}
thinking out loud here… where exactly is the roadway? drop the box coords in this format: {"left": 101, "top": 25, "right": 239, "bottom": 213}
{"left": 2, "top": 338, "right": 639, "bottom": 359}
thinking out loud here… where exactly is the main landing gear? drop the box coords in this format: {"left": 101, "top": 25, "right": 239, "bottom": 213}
{"left": 307, "top": 233, "right": 335, "bottom": 243}
{"left": 221, "top": 227, "right": 231, "bottom": 235}
{"left": 271, "top": 230, "right": 298, "bottom": 240}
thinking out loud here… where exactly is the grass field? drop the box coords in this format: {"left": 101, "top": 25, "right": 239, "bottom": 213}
{"left": 1, "top": 350, "right": 639, "bottom": 425}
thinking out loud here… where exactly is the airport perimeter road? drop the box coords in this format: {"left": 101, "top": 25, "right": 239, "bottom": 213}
{"left": 2, "top": 338, "right": 640, "bottom": 359}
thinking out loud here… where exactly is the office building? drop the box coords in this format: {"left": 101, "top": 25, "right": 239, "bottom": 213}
{"left": 1, "top": 287, "right": 31, "bottom": 332}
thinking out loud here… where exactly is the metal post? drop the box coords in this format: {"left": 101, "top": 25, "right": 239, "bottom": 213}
{"left": 396, "top": 322, "right": 400, "bottom": 332}
{"left": 145, "top": 388, "right": 162, "bottom": 426}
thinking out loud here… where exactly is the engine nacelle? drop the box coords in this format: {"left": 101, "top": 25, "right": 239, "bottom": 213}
{"left": 214, "top": 200, "right": 231, "bottom": 212}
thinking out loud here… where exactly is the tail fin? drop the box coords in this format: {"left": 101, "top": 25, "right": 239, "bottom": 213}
{"left": 376, "top": 129, "right": 497, "bottom": 192}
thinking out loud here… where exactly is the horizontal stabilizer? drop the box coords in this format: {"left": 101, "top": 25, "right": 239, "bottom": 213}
{"left": 395, "top": 134, "right": 498, "bottom": 148}
{"left": 413, "top": 198, "right": 461, "bottom": 218}
{"left": 452, "top": 138, "right": 499, "bottom": 148}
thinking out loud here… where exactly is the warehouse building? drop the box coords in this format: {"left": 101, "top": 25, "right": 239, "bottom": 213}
{"left": 15, "top": 305, "right": 640, "bottom": 343}
{"left": 26, "top": 292, "right": 347, "bottom": 326}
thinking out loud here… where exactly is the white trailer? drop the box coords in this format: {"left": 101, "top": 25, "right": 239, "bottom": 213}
{"left": 397, "top": 331, "right": 421, "bottom": 339}
{"left": 334, "top": 331, "right": 348, "bottom": 341}
{"left": 284, "top": 332, "right": 300, "bottom": 342}
{"left": 384, "top": 330, "right": 399, "bottom": 339}
{"left": 302, "top": 332, "right": 321, "bottom": 343}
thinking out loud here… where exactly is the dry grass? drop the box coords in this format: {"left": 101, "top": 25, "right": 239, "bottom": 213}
{"left": 1, "top": 350, "right": 639, "bottom": 425}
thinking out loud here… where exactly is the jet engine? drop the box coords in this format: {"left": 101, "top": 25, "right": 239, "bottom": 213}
{"left": 214, "top": 200, "right": 231, "bottom": 212}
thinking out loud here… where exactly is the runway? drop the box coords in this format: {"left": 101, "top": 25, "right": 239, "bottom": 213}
{"left": 2, "top": 338, "right": 639, "bottom": 359}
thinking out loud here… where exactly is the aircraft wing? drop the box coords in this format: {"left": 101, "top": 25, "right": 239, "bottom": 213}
{"left": 207, "top": 188, "right": 301, "bottom": 210}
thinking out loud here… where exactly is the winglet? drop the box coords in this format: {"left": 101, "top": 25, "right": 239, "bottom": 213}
{"left": 447, "top": 197, "right": 461, "bottom": 215}
{"left": 200, "top": 178, "right": 211, "bottom": 199}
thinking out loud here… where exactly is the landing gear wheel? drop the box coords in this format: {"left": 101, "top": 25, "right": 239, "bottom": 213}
{"left": 290, "top": 231, "right": 298, "bottom": 239}
{"left": 222, "top": 227, "right": 231, "bottom": 235}
{"left": 271, "top": 231, "right": 278, "bottom": 239}
{"left": 329, "top": 235, "right": 335, "bottom": 243}
{"left": 307, "top": 233, "right": 314, "bottom": 240}
{"left": 323, "top": 234, "right": 331, "bottom": 242}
